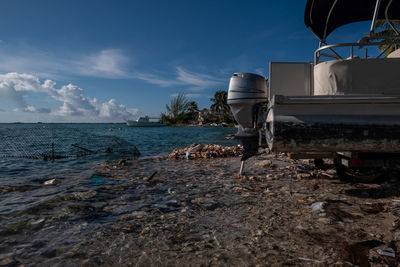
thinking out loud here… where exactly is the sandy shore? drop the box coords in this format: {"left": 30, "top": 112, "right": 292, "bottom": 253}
{"left": 2, "top": 151, "right": 400, "bottom": 266}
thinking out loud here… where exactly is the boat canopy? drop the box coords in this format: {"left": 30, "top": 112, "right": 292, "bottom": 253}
{"left": 305, "top": 0, "right": 400, "bottom": 41}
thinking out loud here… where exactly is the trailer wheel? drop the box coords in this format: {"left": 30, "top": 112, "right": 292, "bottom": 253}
{"left": 314, "top": 158, "right": 324, "bottom": 168}
{"left": 334, "top": 158, "right": 384, "bottom": 183}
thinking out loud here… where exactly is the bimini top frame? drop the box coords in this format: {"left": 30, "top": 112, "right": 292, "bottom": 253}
{"left": 305, "top": 0, "right": 400, "bottom": 42}
{"left": 314, "top": 38, "right": 400, "bottom": 64}
{"left": 306, "top": 0, "right": 400, "bottom": 64}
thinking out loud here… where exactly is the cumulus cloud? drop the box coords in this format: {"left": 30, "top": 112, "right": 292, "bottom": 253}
{"left": 0, "top": 72, "right": 139, "bottom": 121}
{"left": 0, "top": 73, "right": 43, "bottom": 110}
{"left": 24, "top": 105, "right": 36, "bottom": 112}
{"left": 99, "top": 99, "right": 139, "bottom": 119}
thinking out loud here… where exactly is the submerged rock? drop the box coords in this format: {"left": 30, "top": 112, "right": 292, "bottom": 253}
{"left": 72, "top": 190, "right": 98, "bottom": 200}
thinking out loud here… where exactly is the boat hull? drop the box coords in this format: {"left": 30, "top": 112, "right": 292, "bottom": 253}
{"left": 266, "top": 95, "right": 400, "bottom": 153}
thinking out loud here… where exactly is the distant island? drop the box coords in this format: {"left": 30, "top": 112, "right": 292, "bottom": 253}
{"left": 160, "top": 91, "right": 235, "bottom": 126}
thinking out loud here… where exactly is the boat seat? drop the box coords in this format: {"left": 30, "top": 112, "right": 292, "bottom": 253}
{"left": 388, "top": 48, "right": 400, "bottom": 58}
{"left": 314, "top": 57, "right": 400, "bottom": 95}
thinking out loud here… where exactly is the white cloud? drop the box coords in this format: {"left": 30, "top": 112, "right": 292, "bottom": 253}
{"left": 135, "top": 72, "right": 183, "bottom": 87}
{"left": 48, "top": 84, "right": 97, "bottom": 116}
{"left": 78, "top": 49, "right": 129, "bottom": 78}
{"left": 0, "top": 73, "right": 43, "bottom": 109}
{"left": 0, "top": 42, "right": 227, "bottom": 92}
{"left": 170, "top": 93, "right": 206, "bottom": 98}
{"left": 24, "top": 105, "right": 36, "bottom": 112}
{"left": 0, "top": 72, "right": 139, "bottom": 121}
{"left": 0, "top": 45, "right": 130, "bottom": 79}
{"left": 176, "top": 67, "right": 225, "bottom": 90}
{"left": 136, "top": 67, "right": 225, "bottom": 91}
{"left": 99, "top": 99, "right": 139, "bottom": 118}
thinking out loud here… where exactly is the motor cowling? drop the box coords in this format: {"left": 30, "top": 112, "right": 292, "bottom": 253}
{"left": 227, "top": 73, "right": 268, "bottom": 137}
{"left": 228, "top": 73, "right": 268, "bottom": 160}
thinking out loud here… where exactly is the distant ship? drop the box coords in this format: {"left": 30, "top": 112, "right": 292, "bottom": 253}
{"left": 126, "top": 116, "right": 167, "bottom": 127}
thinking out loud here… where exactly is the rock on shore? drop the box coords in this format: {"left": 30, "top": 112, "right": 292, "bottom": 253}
{"left": 168, "top": 144, "right": 243, "bottom": 160}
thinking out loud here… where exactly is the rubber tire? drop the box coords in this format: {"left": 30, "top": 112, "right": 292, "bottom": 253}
{"left": 314, "top": 158, "right": 324, "bottom": 168}
{"left": 334, "top": 157, "right": 384, "bottom": 183}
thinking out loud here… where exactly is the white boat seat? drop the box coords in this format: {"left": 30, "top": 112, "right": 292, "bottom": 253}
{"left": 314, "top": 57, "right": 400, "bottom": 95}
{"left": 388, "top": 48, "right": 400, "bottom": 58}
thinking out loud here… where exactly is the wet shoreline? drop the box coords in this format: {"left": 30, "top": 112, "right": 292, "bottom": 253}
{"left": 1, "top": 150, "right": 400, "bottom": 266}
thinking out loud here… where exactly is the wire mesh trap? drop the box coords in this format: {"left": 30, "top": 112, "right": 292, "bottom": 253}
{"left": 0, "top": 125, "right": 140, "bottom": 161}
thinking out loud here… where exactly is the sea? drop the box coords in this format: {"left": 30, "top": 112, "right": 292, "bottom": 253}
{"left": 0, "top": 123, "right": 238, "bottom": 186}
{"left": 0, "top": 123, "right": 240, "bottom": 263}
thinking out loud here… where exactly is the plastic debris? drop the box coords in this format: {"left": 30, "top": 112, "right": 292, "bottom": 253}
{"left": 377, "top": 248, "right": 395, "bottom": 258}
{"left": 310, "top": 202, "right": 325, "bottom": 213}
{"left": 43, "top": 179, "right": 57, "bottom": 185}
{"left": 185, "top": 150, "right": 191, "bottom": 160}
{"left": 298, "top": 257, "right": 323, "bottom": 263}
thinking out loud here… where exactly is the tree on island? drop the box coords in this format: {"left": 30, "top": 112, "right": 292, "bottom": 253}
{"left": 210, "top": 90, "right": 229, "bottom": 113}
{"left": 186, "top": 101, "right": 199, "bottom": 121}
{"left": 161, "top": 93, "right": 199, "bottom": 125}
{"left": 210, "top": 90, "right": 234, "bottom": 124}
{"left": 374, "top": 20, "right": 400, "bottom": 56}
{"left": 362, "top": 19, "right": 400, "bottom": 57}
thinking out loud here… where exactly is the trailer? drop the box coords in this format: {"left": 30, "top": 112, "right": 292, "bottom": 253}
{"left": 228, "top": 0, "right": 400, "bottom": 181}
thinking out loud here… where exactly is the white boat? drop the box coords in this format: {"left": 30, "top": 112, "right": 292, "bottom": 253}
{"left": 227, "top": 0, "right": 400, "bottom": 180}
{"left": 126, "top": 116, "right": 167, "bottom": 127}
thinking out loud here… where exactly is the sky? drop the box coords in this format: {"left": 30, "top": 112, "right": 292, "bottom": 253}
{"left": 0, "top": 0, "right": 373, "bottom": 122}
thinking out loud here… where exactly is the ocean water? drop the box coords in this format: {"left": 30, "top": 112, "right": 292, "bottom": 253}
{"left": 0, "top": 123, "right": 241, "bottom": 263}
{"left": 0, "top": 123, "right": 238, "bottom": 185}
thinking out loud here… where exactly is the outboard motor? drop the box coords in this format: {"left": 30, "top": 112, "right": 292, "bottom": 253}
{"left": 228, "top": 73, "right": 268, "bottom": 173}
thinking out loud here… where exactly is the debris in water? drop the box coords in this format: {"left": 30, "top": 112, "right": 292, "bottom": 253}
{"left": 43, "top": 179, "right": 58, "bottom": 185}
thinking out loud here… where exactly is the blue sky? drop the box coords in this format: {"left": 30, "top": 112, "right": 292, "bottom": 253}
{"left": 0, "top": 0, "right": 372, "bottom": 122}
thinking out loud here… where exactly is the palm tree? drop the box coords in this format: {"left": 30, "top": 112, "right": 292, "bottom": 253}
{"left": 185, "top": 101, "right": 199, "bottom": 121}
{"left": 163, "top": 93, "right": 200, "bottom": 124}
{"left": 166, "top": 93, "right": 188, "bottom": 119}
{"left": 185, "top": 101, "right": 198, "bottom": 114}
{"left": 210, "top": 90, "right": 229, "bottom": 113}
{"left": 371, "top": 20, "right": 400, "bottom": 56}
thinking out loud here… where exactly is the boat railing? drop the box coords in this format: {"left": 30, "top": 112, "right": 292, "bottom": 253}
{"left": 314, "top": 37, "right": 400, "bottom": 64}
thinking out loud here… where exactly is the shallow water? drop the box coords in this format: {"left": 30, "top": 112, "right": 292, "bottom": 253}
{"left": 0, "top": 123, "right": 237, "bottom": 186}
{"left": 0, "top": 156, "right": 244, "bottom": 265}
{"left": 0, "top": 123, "right": 240, "bottom": 265}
